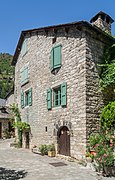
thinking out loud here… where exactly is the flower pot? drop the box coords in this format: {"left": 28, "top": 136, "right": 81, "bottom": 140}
{"left": 48, "top": 151, "right": 55, "bottom": 157}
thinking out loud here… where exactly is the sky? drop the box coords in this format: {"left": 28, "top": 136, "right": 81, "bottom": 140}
{"left": 0, "top": 0, "right": 115, "bottom": 55}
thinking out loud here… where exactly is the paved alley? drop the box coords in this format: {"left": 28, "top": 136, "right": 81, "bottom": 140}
{"left": 0, "top": 139, "right": 114, "bottom": 180}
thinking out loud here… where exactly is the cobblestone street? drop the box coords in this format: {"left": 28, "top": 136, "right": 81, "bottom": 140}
{"left": 0, "top": 139, "right": 114, "bottom": 180}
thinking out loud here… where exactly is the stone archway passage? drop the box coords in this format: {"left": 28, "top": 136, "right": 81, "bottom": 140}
{"left": 58, "top": 126, "right": 70, "bottom": 156}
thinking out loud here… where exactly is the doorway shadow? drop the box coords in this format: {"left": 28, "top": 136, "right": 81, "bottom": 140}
{"left": 0, "top": 167, "right": 27, "bottom": 179}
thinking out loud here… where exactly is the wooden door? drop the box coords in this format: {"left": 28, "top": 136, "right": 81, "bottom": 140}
{"left": 58, "top": 126, "right": 70, "bottom": 156}
{"left": 0, "top": 122, "right": 2, "bottom": 138}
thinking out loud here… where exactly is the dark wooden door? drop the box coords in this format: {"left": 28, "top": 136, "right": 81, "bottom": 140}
{"left": 25, "top": 132, "right": 29, "bottom": 149}
{"left": 58, "top": 126, "right": 70, "bottom": 156}
{"left": 0, "top": 122, "right": 2, "bottom": 138}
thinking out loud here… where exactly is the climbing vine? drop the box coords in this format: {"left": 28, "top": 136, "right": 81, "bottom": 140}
{"left": 10, "top": 103, "right": 30, "bottom": 148}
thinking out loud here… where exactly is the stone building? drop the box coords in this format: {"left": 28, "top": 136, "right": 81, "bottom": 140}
{"left": 12, "top": 11, "right": 114, "bottom": 159}
{"left": 0, "top": 95, "right": 14, "bottom": 139}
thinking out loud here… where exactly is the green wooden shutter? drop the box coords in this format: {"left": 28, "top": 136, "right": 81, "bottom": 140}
{"left": 61, "top": 82, "right": 67, "bottom": 106}
{"left": 24, "top": 67, "right": 28, "bottom": 83}
{"left": 21, "top": 67, "right": 28, "bottom": 85}
{"left": 54, "top": 45, "right": 61, "bottom": 68}
{"left": 21, "top": 39, "right": 27, "bottom": 56}
{"left": 47, "top": 88, "right": 52, "bottom": 110}
{"left": 21, "top": 69, "right": 24, "bottom": 84}
{"left": 50, "top": 49, "right": 54, "bottom": 71}
{"left": 29, "top": 88, "right": 32, "bottom": 106}
{"left": 21, "top": 91, "right": 24, "bottom": 108}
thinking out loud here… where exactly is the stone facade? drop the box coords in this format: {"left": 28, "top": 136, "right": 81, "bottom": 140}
{"left": 13, "top": 12, "right": 114, "bottom": 160}
{"left": 6, "top": 93, "right": 14, "bottom": 107}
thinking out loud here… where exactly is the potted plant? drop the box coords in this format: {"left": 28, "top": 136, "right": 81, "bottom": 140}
{"left": 47, "top": 144, "right": 55, "bottom": 157}
{"left": 39, "top": 144, "right": 48, "bottom": 156}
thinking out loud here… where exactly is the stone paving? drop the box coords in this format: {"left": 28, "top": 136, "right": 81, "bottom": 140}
{"left": 0, "top": 139, "right": 114, "bottom": 180}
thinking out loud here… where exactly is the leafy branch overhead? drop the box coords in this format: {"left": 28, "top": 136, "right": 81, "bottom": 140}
{"left": 99, "top": 43, "right": 115, "bottom": 90}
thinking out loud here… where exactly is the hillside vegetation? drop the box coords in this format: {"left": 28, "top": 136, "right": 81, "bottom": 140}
{"left": 0, "top": 53, "right": 14, "bottom": 98}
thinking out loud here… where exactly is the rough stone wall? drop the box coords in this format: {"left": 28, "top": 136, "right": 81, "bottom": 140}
{"left": 85, "top": 29, "right": 113, "bottom": 141}
{"left": 15, "top": 27, "right": 87, "bottom": 159}
{"left": 92, "top": 17, "right": 111, "bottom": 34}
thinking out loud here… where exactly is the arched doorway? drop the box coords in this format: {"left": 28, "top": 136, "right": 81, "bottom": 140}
{"left": 58, "top": 126, "right": 70, "bottom": 156}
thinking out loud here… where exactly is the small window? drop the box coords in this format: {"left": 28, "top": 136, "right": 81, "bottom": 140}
{"left": 21, "top": 88, "right": 32, "bottom": 108}
{"left": 50, "top": 44, "right": 62, "bottom": 71}
{"left": 25, "top": 90, "right": 29, "bottom": 106}
{"left": 53, "top": 86, "right": 61, "bottom": 107}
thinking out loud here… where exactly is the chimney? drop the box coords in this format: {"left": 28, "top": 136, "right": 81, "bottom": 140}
{"left": 90, "top": 11, "right": 114, "bottom": 34}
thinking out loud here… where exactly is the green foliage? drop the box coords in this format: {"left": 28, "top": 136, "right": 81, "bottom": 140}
{"left": 0, "top": 53, "right": 14, "bottom": 98}
{"left": 10, "top": 103, "right": 21, "bottom": 121}
{"left": 39, "top": 144, "right": 48, "bottom": 155}
{"left": 47, "top": 144, "right": 55, "bottom": 151}
{"left": 100, "top": 101, "right": 115, "bottom": 129}
{"left": 89, "top": 129, "right": 115, "bottom": 169}
{"left": 99, "top": 43, "right": 115, "bottom": 90}
{"left": 39, "top": 144, "right": 55, "bottom": 155}
{"left": 10, "top": 103, "right": 30, "bottom": 148}
{"left": 13, "top": 121, "right": 30, "bottom": 132}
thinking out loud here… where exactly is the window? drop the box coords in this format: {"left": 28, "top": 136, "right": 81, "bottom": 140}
{"left": 21, "top": 39, "right": 27, "bottom": 56}
{"left": 47, "top": 82, "right": 67, "bottom": 110}
{"left": 25, "top": 90, "right": 29, "bottom": 106}
{"left": 50, "top": 44, "right": 62, "bottom": 71}
{"left": 21, "top": 88, "right": 32, "bottom": 108}
{"left": 53, "top": 86, "right": 61, "bottom": 107}
{"left": 21, "top": 67, "right": 29, "bottom": 86}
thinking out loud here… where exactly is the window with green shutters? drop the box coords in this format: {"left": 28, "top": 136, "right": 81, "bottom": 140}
{"left": 21, "top": 88, "right": 32, "bottom": 108}
{"left": 21, "top": 67, "right": 29, "bottom": 86}
{"left": 47, "top": 82, "right": 67, "bottom": 110}
{"left": 53, "top": 86, "right": 61, "bottom": 107}
{"left": 50, "top": 44, "right": 62, "bottom": 71}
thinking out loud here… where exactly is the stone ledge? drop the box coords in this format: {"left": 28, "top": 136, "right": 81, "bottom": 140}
{"left": 31, "top": 148, "right": 41, "bottom": 155}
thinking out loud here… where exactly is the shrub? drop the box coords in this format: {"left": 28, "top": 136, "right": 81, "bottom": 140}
{"left": 47, "top": 144, "right": 55, "bottom": 151}
{"left": 39, "top": 144, "right": 48, "bottom": 155}
{"left": 89, "top": 129, "right": 115, "bottom": 171}
{"left": 100, "top": 101, "right": 115, "bottom": 129}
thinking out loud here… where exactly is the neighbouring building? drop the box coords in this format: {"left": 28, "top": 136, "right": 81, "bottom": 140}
{"left": 0, "top": 93, "right": 14, "bottom": 139}
{"left": 12, "top": 11, "right": 115, "bottom": 159}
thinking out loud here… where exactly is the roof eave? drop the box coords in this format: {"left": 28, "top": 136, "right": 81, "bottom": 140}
{"left": 12, "top": 21, "right": 115, "bottom": 66}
